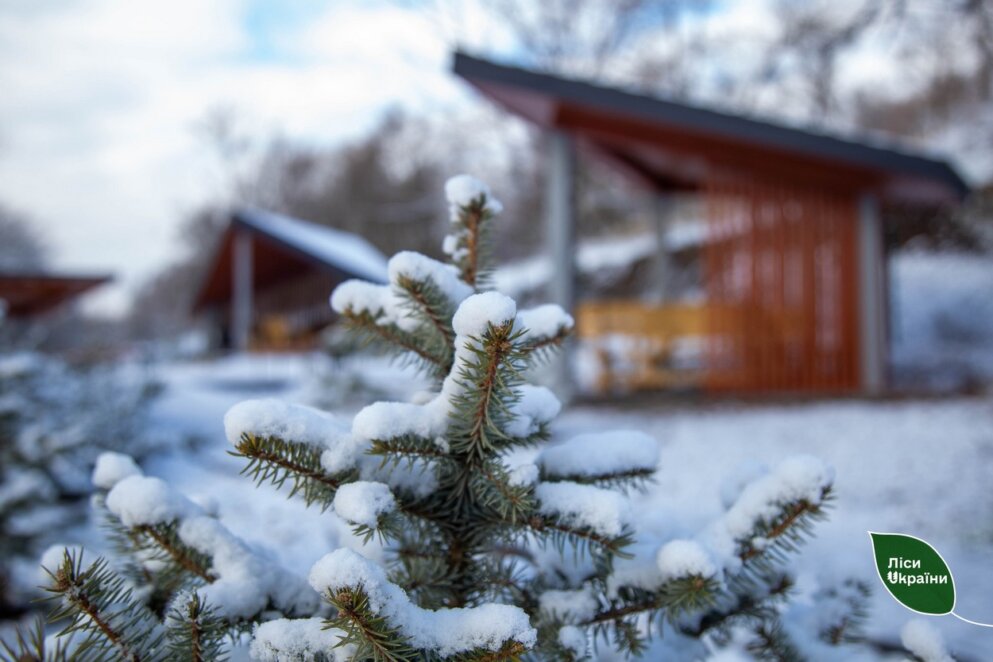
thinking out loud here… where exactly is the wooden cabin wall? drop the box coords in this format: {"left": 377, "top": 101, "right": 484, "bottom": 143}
{"left": 250, "top": 271, "right": 339, "bottom": 349}
{"left": 703, "top": 175, "right": 860, "bottom": 393}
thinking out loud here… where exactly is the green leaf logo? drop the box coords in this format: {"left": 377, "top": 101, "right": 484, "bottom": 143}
{"left": 869, "top": 531, "right": 955, "bottom": 615}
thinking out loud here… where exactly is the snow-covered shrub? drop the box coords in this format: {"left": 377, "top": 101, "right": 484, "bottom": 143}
{"left": 0, "top": 352, "right": 166, "bottom": 617}
{"left": 12, "top": 176, "right": 900, "bottom": 660}
{"left": 891, "top": 249, "right": 993, "bottom": 391}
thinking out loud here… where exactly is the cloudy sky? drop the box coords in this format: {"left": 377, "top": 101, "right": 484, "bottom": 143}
{"left": 0, "top": 0, "right": 978, "bottom": 315}
{"left": 0, "top": 0, "right": 508, "bottom": 313}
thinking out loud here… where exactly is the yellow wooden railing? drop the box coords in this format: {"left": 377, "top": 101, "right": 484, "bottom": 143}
{"left": 577, "top": 300, "right": 814, "bottom": 393}
{"left": 576, "top": 300, "right": 709, "bottom": 393}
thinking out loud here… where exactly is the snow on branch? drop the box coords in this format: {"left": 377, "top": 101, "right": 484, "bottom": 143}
{"left": 178, "top": 516, "right": 316, "bottom": 620}
{"left": 105, "top": 475, "right": 201, "bottom": 527}
{"left": 722, "top": 455, "right": 834, "bottom": 541}
{"left": 504, "top": 385, "right": 560, "bottom": 439}
{"left": 310, "top": 548, "right": 536, "bottom": 658}
{"left": 224, "top": 399, "right": 351, "bottom": 450}
{"left": 704, "top": 455, "right": 835, "bottom": 570}
{"left": 901, "top": 619, "right": 954, "bottom": 662}
{"left": 389, "top": 251, "right": 472, "bottom": 308}
{"left": 251, "top": 617, "right": 353, "bottom": 662}
{"left": 656, "top": 540, "right": 718, "bottom": 584}
{"left": 330, "top": 279, "right": 392, "bottom": 324}
{"left": 331, "top": 280, "right": 448, "bottom": 372}
{"left": 100, "top": 457, "right": 318, "bottom": 621}
{"left": 225, "top": 399, "right": 362, "bottom": 508}
{"left": 43, "top": 549, "right": 163, "bottom": 661}
{"left": 352, "top": 400, "right": 448, "bottom": 444}
{"left": 537, "top": 430, "right": 659, "bottom": 489}
{"left": 557, "top": 625, "right": 587, "bottom": 658}
{"left": 331, "top": 250, "right": 476, "bottom": 375}
{"left": 451, "top": 291, "right": 516, "bottom": 338}
{"left": 516, "top": 304, "right": 574, "bottom": 354}
{"left": 443, "top": 174, "right": 503, "bottom": 288}
{"left": 91, "top": 452, "right": 142, "bottom": 490}
{"left": 348, "top": 295, "right": 560, "bottom": 462}
{"left": 333, "top": 481, "right": 397, "bottom": 529}
{"left": 534, "top": 482, "right": 631, "bottom": 539}
{"left": 538, "top": 586, "right": 599, "bottom": 625}
{"left": 444, "top": 174, "right": 503, "bottom": 217}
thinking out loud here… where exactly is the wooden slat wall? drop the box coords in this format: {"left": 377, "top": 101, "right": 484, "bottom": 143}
{"left": 703, "top": 175, "right": 860, "bottom": 393}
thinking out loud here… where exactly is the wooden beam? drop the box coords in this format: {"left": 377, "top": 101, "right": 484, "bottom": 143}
{"left": 546, "top": 130, "right": 577, "bottom": 397}
{"left": 232, "top": 227, "right": 254, "bottom": 352}
{"left": 652, "top": 195, "right": 676, "bottom": 302}
{"left": 857, "top": 193, "right": 887, "bottom": 393}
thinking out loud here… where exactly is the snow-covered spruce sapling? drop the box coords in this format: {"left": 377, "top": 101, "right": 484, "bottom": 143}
{"left": 10, "top": 176, "right": 873, "bottom": 660}
{"left": 225, "top": 176, "right": 863, "bottom": 659}
{"left": 1, "top": 455, "right": 324, "bottom": 661}
{"left": 0, "top": 351, "right": 166, "bottom": 620}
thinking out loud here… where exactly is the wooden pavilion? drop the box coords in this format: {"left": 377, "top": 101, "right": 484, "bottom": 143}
{"left": 0, "top": 272, "right": 111, "bottom": 319}
{"left": 453, "top": 52, "right": 969, "bottom": 395}
{"left": 194, "top": 209, "right": 388, "bottom": 351}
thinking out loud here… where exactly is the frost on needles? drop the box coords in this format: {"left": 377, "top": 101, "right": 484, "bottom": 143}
{"left": 11, "top": 175, "right": 879, "bottom": 661}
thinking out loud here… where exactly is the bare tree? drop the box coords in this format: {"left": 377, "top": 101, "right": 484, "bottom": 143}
{"left": 0, "top": 204, "right": 47, "bottom": 271}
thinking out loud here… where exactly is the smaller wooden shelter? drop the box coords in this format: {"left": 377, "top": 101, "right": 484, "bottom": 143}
{"left": 194, "top": 209, "right": 388, "bottom": 350}
{"left": 454, "top": 52, "right": 969, "bottom": 395}
{"left": 0, "top": 272, "right": 111, "bottom": 319}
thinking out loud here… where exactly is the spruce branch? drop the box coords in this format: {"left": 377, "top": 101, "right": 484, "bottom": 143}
{"left": 583, "top": 575, "right": 721, "bottom": 629}
{"left": 681, "top": 571, "right": 794, "bottom": 639}
{"left": 817, "top": 579, "right": 871, "bottom": 646}
{"left": 737, "top": 488, "right": 834, "bottom": 573}
{"left": 164, "top": 593, "right": 228, "bottom": 662}
{"left": 390, "top": 549, "right": 459, "bottom": 610}
{"left": 102, "top": 506, "right": 215, "bottom": 616}
{"left": 394, "top": 274, "right": 458, "bottom": 371}
{"left": 525, "top": 515, "right": 634, "bottom": 569}
{"left": 469, "top": 461, "right": 534, "bottom": 524}
{"left": 448, "top": 196, "right": 497, "bottom": 289}
{"left": 521, "top": 328, "right": 571, "bottom": 365}
{"left": 340, "top": 310, "right": 448, "bottom": 376}
{"left": 231, "top": 432, "right": 356, "bottom": 510}
{"left": 538, "top": 467, "right": 656, "bottom": 494}
{"left": 472, "top": 556, "right": 534, "bottom": 606}
{"left": 43, "top": 549, "right": 163, "bottom": 662}
{"left": 0, "top": 616, "right": 70, "bottom": 662}
{"left": 746, "top": 618, "right": 804, "bottom": 661}
{"left": 601, "top": 618, "right": 648, "bottom": 659}
{"left": 369, "top": 435, "right": 455, "bottom": 470}
{"left": 447, "top": 639, "right": 529, "bottom": 662}
{"left": 349, "top": 510, "right": 407, "bottom": 546}
{"left": 324, "top": 587, "right": 418, "bottom": 662}
{"left": 447, "top": 322, "right": 527, "bottom": 460}
{"left": 135, "top": 524, "right": 216, "bottom": 584}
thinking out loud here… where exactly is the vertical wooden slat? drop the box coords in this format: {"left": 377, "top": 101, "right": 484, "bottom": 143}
{"left": 772, "top": 180, "right": 787, "bottom": 391}
{"left": 841, "top": 194, "right": 860, "bottom": 389}
{"left": 703, "top": 170, "right": 863, "bottom": 395}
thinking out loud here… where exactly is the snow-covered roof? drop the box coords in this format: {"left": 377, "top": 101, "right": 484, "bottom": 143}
{"left": 494, "top": 225, "right": 707, "bottom": 298}
{"left": 235, "top": 208, "right": 388, "bottom": 283}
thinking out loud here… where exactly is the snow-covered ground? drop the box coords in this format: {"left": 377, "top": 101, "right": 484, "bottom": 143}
{"left": 563, "top": 400, "right": 993, "bottom": 658}
{"left": 84, "top": 352, "right": 990, "bottom": 659}
{"left": 891, "top": 250, "right": 993, "bottom": 390}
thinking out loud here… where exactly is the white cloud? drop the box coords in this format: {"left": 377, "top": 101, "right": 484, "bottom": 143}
{"left": 0, "top": 0, "right": 471, "bottom": 315}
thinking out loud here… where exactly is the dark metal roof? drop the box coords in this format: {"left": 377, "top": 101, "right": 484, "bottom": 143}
{"left": 453, "top": 52, "right": 969, "bottom": 200}
{"left": 0, "top": 272, "right": 112, "bottom": 317}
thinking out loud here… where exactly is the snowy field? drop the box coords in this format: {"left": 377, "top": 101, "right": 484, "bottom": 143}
{"left": 94, "top": 353, "right": 993, "bottom": 659}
